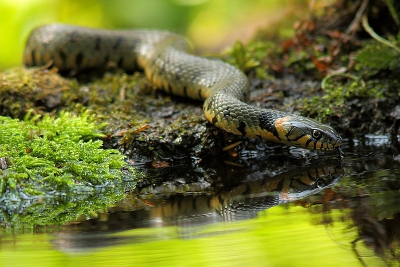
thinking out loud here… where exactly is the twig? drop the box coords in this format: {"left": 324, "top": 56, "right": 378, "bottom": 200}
{"left": 345, "top": 0, "right": 369, "bottom": 35}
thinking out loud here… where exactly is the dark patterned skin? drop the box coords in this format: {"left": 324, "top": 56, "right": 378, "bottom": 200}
{"left": 23, "top": 24, "right": 342, "bottom": 152}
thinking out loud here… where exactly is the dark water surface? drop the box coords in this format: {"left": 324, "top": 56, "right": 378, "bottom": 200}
{"left": 1, "top": 135, "right": 400, "bottom": 267}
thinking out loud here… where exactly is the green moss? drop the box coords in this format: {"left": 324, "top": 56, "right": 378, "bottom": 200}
{"left": 1, "top": 110, "right": 123, "bottom": 193}
{"left": 296, "top": 72, "right": 394, "bottom": 121}
{"left": 0, "top": 110, "right": 143, "bottom": 227}
{"left": 63, "top": 71, "right": 153, "bottom": 133}
{"left": 223, "top": 40, "right": 276, "bottom": 79}
{"left": 0, "top": 67, "right": 148, "bottom": 133}
{"left": 0, "top": 67, "right": 72, "bottom": 118}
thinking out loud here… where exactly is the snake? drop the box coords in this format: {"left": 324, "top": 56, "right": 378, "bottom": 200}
{"left": 23, "top": 24, "right": 343, "bottom": 153}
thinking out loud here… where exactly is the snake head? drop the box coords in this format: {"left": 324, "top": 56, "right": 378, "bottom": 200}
{"left": 277, "top": 115, "right": 342, "bottom": 151}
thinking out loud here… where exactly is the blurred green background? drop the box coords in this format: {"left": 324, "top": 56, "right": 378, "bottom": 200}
{"left": 0, "top": 0, "right": 321, "bottom": 70}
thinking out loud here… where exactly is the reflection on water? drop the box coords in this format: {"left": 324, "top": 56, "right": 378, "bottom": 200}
{"left": 1, "top": 135, "right": 400, "bottom": 266}
{"left": 53, "top": 163, "right": 343, "bottom": 252}
{"left": 71, "top": 163, "right": 343, "bottom": 231}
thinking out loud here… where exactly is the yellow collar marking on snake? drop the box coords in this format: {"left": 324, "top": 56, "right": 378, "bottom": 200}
{"left": 23, "top": 24, "right": 343, "bottom": 153}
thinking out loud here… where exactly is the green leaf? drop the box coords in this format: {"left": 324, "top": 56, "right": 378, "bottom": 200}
{"left": 356, "top": 44, "right": 399, "bottom": 70}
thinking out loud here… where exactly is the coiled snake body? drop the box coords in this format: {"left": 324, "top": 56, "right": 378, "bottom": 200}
{"left": 23, "top": 24, "right": 342, "bottom": 152}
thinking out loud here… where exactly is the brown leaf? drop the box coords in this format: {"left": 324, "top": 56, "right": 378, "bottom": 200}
{"left": 311, "top": 55, "right": 332, "bottom": 73}
{"left": 152, "top": 160, "right": 169, "bottom": 168}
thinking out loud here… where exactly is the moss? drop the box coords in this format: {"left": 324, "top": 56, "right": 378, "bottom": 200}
{"left": 0, "top": 67, "right": 72, "bottom": 118}
{"left": 0, "top": 110, "right": 134, "bottom": 194}
{"left": 223, "top": 39, "right": 277, "bottom": 79}
{"left": 0, "top": 110, "right": 142, "bottom": 227}
{"left": 0, "top": 66, "right": 149, "bottom": 132}
{"left": 296, "top": 73, "right": 385, "bottom": 121}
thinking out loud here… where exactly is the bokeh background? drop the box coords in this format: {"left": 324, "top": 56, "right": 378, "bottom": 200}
{"left": 0, "top": 0, "right": 324, "bottom": 70}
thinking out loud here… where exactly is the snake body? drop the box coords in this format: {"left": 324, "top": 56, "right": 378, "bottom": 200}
{"left": 23, "top": 24, "right": 342, "bottom": 152}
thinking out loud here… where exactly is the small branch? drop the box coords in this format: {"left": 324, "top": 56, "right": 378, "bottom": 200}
{"left": 345, "top": 0, "right": 369, "bottom": 35}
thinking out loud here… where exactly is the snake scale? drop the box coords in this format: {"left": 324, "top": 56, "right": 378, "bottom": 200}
{"left": 23, "top": 24, "right": 343, "bottom": 153}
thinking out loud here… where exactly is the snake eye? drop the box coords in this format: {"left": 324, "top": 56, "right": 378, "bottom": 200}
{"left": 312, "top": 129, "right": 322, "bottom": 139}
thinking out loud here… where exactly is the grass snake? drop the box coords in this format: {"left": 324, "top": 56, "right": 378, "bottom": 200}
{"left": 23, "top": 24, "right": 343, "bottom": 154}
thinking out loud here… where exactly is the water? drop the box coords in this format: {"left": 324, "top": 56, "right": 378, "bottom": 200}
{"left": 1, "top": 135, "right": 399, "bottom": 267}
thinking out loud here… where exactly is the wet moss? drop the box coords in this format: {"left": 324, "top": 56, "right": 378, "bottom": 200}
{"left": 0, "top": 110, "right": 139, "bottom": 194}
{"left": 0, "top": 110, "right": 142, "bottom": 227}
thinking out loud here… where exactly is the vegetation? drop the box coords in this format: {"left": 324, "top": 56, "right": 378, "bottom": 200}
{"left": 0, "top": 110, "right": 141, "bottom": 227}
{"left": 0, "top": 2, "right": 399, "bottom": 265}
{"left": 221, "top": 0, "right": 400, "bottom": 138}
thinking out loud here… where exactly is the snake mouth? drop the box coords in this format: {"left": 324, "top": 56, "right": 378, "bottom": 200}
{"left": 278, "top": 115, "right": 343, "bottom": 151}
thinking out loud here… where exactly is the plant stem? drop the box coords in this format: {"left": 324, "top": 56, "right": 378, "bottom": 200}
{"left": 361, "top": 14, "right": 400, "bottom": 54}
